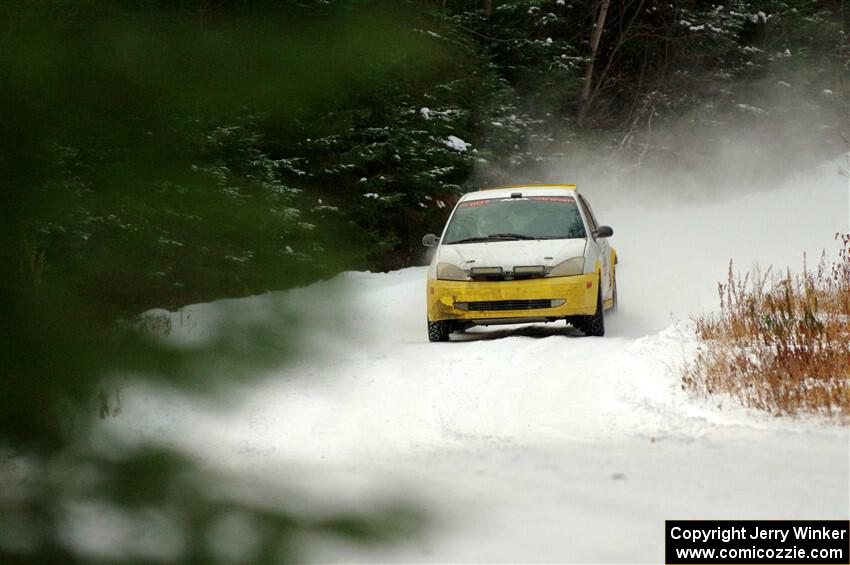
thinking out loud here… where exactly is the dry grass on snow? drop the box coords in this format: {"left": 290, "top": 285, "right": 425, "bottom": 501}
{"left": 683, "top": 234, "right": 850, "bottom": 421}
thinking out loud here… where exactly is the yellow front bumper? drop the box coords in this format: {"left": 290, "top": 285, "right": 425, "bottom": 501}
{"left": 427, "top": 274, "right": 598, "bottom": 322}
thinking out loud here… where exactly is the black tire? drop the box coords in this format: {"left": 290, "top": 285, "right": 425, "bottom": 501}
{"left": 428, "top": 320, "right": 451, "bottom": 342}
{"left": 577, "top": 288, "right": 605, "bottom": 337}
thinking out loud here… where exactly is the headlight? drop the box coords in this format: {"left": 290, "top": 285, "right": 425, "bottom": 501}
{"left": 437, "top": 262, "right": 468, "bottom": 281}
{"left": 548, "top": 256, "right": 584, "bottom": 277}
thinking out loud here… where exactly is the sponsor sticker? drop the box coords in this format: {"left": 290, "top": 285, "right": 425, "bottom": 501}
{"left": 530, "top": 196, "right": 575, "bottom": 203}
{"left": 458, "top": 200, "right": 491, "bottom": 208}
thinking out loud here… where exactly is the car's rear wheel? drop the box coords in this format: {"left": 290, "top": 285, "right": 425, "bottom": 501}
{"left": 610, "top": 269, "right": 618, "bottom": 312}
{"left": 427, "top": 320, "right": 452, "bottom": 342}
{"left": 576, "top": 288, "right": 605, "bottom": 337}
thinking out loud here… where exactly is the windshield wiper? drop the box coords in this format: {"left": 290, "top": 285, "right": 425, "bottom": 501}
{"left": 445, "top": 236, "right": 493, "bottom": 244}
{"left": 446, "top": 233, "right": 536, "bottom": 244}
{"left": 447, "top": 233, "right": 581, "bottom": 244}
{"left": 485, "top": 233, "right": 536, "bottom": 240}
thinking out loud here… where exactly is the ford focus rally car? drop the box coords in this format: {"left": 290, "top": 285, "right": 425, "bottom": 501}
{"left": 422, "top": 184, "right": 617, "bottom": 342}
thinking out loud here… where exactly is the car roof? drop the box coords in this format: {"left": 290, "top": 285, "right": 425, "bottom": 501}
{"left": 460, "top": 184, "right": 579, "bottom": 202}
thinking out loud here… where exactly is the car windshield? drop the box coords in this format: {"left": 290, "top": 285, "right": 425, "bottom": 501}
{"left": 443, "top": 196, "right": 586, "bottom": 244}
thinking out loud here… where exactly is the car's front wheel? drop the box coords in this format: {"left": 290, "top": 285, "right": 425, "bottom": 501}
{"left": 427, "top": 320, "right": 452, "bottom": 342}
{"left": 575, "top": 288, "right": 605, "bottom": 337}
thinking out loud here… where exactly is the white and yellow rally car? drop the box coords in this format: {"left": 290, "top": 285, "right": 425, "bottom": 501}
{"left": 422, "top": 184, "right": 617, "bottom": 341}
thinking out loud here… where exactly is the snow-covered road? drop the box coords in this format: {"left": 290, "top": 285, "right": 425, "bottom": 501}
{"left": 103, "top": 161, "right": 849, "bottom": 562}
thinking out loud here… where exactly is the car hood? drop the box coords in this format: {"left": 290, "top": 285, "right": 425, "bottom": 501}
{"left": 437, "top": 238, "right": 588, "bottom": 272}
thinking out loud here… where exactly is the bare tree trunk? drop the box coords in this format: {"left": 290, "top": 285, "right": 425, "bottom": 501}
{"left": 578, "top": 0, "right": 611, "bottom": 127}
{"left": 484, "top": 0, "right": 493, "bottom": 18}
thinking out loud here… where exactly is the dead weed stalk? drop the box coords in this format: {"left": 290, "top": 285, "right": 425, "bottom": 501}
{"left": 683, "top": 234, "right": 850, "bottom": 421}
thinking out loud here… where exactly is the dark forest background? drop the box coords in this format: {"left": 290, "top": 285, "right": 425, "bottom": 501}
{"left": 5, "top": 0, "right": 848, "bottom": 314}
{"left": 1, "top": 1, "right": 847, "bottom": 562}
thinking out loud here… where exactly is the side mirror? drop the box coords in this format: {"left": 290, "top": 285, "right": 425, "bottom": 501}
{"left": 595, "top": 225, "right": 613, "bottom": 238}
{"left": 422, "top": 233, "right": 440, "bottom": 247}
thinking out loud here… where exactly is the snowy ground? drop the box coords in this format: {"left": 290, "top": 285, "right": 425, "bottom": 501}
{"left": 101, "top": 160, "right": 849, "bottom": 562}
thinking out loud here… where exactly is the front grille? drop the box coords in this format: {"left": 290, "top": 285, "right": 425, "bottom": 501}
{"left": 469, "top": 272, "right": 546, "bottom": 281}
{"left": 465, "top": 299, "right": 555, "bottom": 311}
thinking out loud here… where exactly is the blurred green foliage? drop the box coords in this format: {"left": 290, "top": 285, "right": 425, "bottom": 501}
{"left": 1, "top": 1, "right": 433, "bottom": 562}
{"left": 2, "top": 0, "right": 439, "bottom": 312}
